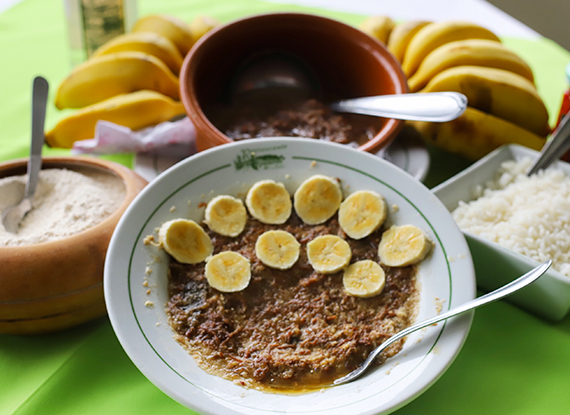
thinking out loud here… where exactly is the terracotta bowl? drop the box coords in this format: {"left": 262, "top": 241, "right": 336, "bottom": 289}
{"left": 180, "top": 12, "right": 408, "bottom": 154}
{"left": 0, "top": 156, "right": 147, "bottom": 335}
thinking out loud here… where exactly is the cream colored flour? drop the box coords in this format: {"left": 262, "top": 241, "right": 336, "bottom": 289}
{"left": 0, "top": 168, "right": 125, "bottom": 246}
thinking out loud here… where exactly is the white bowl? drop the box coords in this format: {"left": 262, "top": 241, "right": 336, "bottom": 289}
{"left": 433, "top": 144, "right": 570, "bottom": 321}
{"left": 104, "top": 137, "right": 475, "bottom": 415}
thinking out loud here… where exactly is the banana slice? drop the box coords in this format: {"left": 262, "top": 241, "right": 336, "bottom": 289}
{"left": 245, "top": 180, "right": 292, "bottom": 224}
{"left": 343, "top": 260, "right": 386, "bottom": 298}
{"left": 204, "top": 195, "right": 247, "bottom": 237}
{"left": 158, "top": 219, "right": 213, "bottom": 264}
{"left": 338, "top": 190, "right": 388, "bottom": 239}
{"left": 306, "top": 235, "right": 352, "bottom": 274}
{"left": 255, "top": 230, "right": 300, "bottom": 270}
{"left": 205, "top": 251, "right": 251, "bottom": 292}
{"left": 294, "top": 175, "right": 343, "bottom": 225}
{"left": 378, "top": 225, "right": 432, "bottom": 267}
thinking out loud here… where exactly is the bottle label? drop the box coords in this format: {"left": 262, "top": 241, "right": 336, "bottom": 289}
{"left": 80, "top": 0, "right": 126, "bottom": 57}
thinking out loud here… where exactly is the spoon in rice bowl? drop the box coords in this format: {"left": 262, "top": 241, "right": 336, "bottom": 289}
{"left": 527, "top": 112, "right": 570, "bottom": 176}
{"left": 333, "top": 260, "right": 552, "bottom": 386}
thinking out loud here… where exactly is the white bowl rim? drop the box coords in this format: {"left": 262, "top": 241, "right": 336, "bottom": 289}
{"left": 105, "top": 137, "right": 475, "bottom": 415}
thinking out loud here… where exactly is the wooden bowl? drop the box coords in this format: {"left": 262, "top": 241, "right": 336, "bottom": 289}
{"left": 0, "top": 156, "right": 147, "bottom": 335}
{"left": 180, "top": 12, "right": 408, "bottom": 154}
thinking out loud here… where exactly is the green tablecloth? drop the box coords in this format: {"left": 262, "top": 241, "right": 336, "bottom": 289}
{"left": 2, "top": 1, "right": 570, "bottom": 414}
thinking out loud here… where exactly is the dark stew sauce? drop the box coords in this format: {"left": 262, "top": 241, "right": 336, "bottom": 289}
{"left": 166, "top": 211, "right": 419, "bottom": 393}
{"left": 210, "top": 98, "right": 386, "bottom": 147}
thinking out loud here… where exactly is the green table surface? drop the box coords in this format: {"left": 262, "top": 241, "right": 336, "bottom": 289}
{"left": 2, "top": 1, "right": 570, "bottom": 414}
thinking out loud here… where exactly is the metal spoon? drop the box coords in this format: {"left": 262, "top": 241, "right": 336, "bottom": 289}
{"left": 330, "top": 92, "right": 467, "bottom": 122}
{"left": 333, "top": 259, "right": 552, "bottom": 386}
{"left": 231, "top": 52, "right": 467, "bottom": 122}
{"left": 1, "top": 76, "right": 49, "bottom": 233}
{"left": 526, "top": 111, "right": 570, "bottom": 176}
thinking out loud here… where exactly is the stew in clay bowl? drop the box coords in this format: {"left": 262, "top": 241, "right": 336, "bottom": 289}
{"left": 180, "top": 13, "right": 408, "bottom": 154}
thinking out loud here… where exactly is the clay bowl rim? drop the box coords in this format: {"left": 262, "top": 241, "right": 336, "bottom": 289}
{"left": 0, "top": 156, "right": 143, "bottom": 255}
{"left": 179, "top": 11, "right": 409, "bottom": 154}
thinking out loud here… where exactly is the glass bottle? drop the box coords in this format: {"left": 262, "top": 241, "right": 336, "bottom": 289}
{"left": 62, "top": 0, "right": 138, "bottom": 67}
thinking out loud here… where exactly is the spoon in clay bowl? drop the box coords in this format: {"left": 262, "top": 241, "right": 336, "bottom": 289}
{"left": 2, "top": 76, "right": 49, "bottom": 233}
{"left": 332, "top": 259, "right": 552, "bottom": 386}
{"left": 231, "top": 52, "right": 467, "bottom": 122}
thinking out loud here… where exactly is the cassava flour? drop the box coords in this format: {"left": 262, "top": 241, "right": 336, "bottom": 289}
{"left": 0, "top": 168, "right": 125, "bottom": 246}
{"left": 452, "top": 158, "right": 570, "bottom": 277}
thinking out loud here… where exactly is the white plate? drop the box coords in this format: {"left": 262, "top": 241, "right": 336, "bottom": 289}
{"left": 134, "top": 133, "right": 430, "bottom": 183}
{"left": 105, "top": 137, "right": 474, "bottom": 415}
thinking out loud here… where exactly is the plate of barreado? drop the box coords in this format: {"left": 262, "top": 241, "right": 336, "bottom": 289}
{"left": 104, "top": 137, "right": 475, "bottom": 415}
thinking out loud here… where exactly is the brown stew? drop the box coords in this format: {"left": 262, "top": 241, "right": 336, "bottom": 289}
{"left": 166, "top": 211, "right": 418, "bottom": 392}
{"left": 211, "top": 99, "right": 384, "bottom": 147}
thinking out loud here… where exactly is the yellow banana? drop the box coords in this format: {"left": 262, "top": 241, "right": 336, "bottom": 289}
{"left": 378, "top": 225, "right": 432, "bottom": 267}
{"left": 402, "top": 21, "right": 500, "bottom": 77}
{"left": 387, "top": 20, "right": 431, "bottom": 63}
{"left": 359, "top": 15, "right": 395, "bottom": 44}
{"left": 132, "top": 14, "right": 194, "bottom": 55}
{"left": 158, "top": 219, "right": 213, "bottom": 264}
{"left": 189, "top": 15, "right": 221, "bottom": 44}
{"left": 246, "top": 180, "right": 292, "bottom": 224}
{"left": 421, "top": 66, "right": 549, "bottom": 136}
{"left": 91, "top": 32, "right": 184, "bottom": 75}
{"left": 306, "top": 235, "right": 352, "bottom": 274}
{"left": 409, "top": 107, "right": 546, "bottom": 161}
{"left": 205, "top": 251, "right": 251, "bottom": 292}
{"left": 204, "top": 195, "right": 247, "bottom": 237}
{"left": 55, "top": 51, "right": 180, "bottom": 109}
{"left": 294, "top": 175, "right": 343, "bottom": 225}
{"left": 255, "top": 230, "right": 300, "bottom": 270}
{"left": 45, "top": 90, "right": 185, "bottom": 148}
{"left": 343, "top": 260, "right": 386, "bottom": 298}
{"left": 408, "top": 39, "right": 534, "bottom": 92}
{"left": 338, "top": 190, "right": 387, "bottom": 239}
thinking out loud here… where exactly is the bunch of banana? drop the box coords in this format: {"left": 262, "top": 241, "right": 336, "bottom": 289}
{"left": 407, "top": 39, "right": 534, "bottom": 91}
{"left": 47, "top": 14, "right": 220, "bottom": 148}
{"left": 387, "top": 20, "right": 431, "bottom": 63}
{"left": 359, "top": 15, "right": 396, "bottom": 44}
{"left": 45, "top": 90, "right": 184, "bottom": 148}
{"left": 373, "top": 18, "right": 550, "bottom": 160}
{"left": 422, "top": 66, "right": 549, "bottom": 136}
{"left": 90, "top": 32, "right": 184, "bottom": 75}
{"left": 132, "top": 14, "right": 196, "bottom": 56}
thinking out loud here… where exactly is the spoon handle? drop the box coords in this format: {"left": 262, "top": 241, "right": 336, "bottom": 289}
{"left": 526, "top": 112, "right": 570, "bottom": 176}
{"left": 333, "top": 259, "right": 552, "bottom": 386}
{"left": 25, "top": 76, "right": 49, "bottom": 199}
{"left": 330, "top": 92, "right": 468, "bottom": 122}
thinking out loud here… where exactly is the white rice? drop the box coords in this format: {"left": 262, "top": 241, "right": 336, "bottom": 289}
{"left": 452, "top": 157, "right": 570, "bottom": 277}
